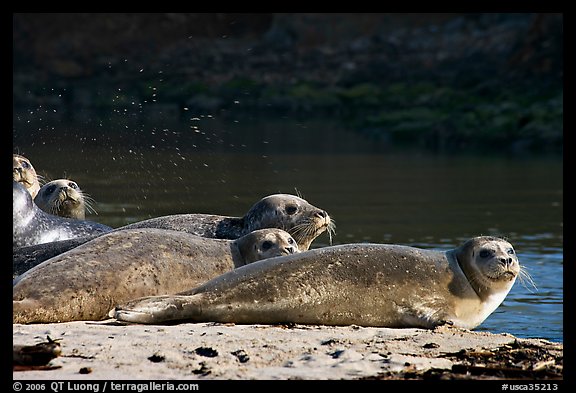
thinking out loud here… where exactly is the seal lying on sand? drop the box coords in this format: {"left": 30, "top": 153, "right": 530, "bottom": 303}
{"left": 13, "top": 193, "right": 334, "bottom": 273}
{"left": 34, "top": 178, "right": 96, "bottom": 219}
{"left": 13, "top": 228, "right": 299, "bottom": 324}
{"left": 113, "top": 236, "right": 522, "bottom": 330}
{"left": 13, "top": 181, "right": 112, "bottom": 248}
{"left": 13, "top": 154, "right": 42, "bottom": 198}
{"left": 13, "top": 236, "right": 100, "bottom": 277}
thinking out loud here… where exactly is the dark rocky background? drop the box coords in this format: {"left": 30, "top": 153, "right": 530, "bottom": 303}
{"left": 13, "top": 13, "right": 563, "bottom": 154}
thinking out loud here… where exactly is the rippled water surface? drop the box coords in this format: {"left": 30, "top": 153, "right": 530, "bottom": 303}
{"left": 13, "top": 112, "right": 563, "bottom": 342}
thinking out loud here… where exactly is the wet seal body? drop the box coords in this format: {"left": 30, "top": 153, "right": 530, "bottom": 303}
{"left": 12, "top": 193, "right": 334, "bottom": 274}
{"left": 13, "top": 235, "right": 100, "bottom": 277}
{"left": 121, "top": 194, "right": 334, "bottom": 251}
{"left": 13, "top": 181, "right": 112, "bottom": 248}
{"left": 13, "top": 227, "right": 299, "bottom": 323}
{"left": 114, "top": 236, "right": 520, "bottom": 329}
{"left": 34, "top": 179, "right": 94, "bottom": 219}
{"left": 13, "top": 154, "right": 41, "bottom": 198}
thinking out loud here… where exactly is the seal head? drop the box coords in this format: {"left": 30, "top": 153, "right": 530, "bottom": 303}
{"left": 241, "top": 194, "right": 333, "bottom": 250}
{"left": 447, "top": 236, "right": 520, "bottom": 328}
{"left": 34, "top": 179, "right": 93, "bottom": 219}
{"left": 235, "top": 228, "right": 299, "bottom": 264}
{"left": 13, "top": 154, "right": 41, "bottom": 198}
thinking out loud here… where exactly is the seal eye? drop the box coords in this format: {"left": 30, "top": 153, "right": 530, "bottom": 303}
{"left": 261, "top": 241, "right": 273, "bottom": 251}
{"left": 45, "top": 185, "right": 56, "bottom": 195}
{"left": 285, "top": 205, "right": 298, "bottom": 215}
{"left": 479, "top": 250, "right": 492, "bottom": 258}
{"left": 20, "top": 161, "right": 30, "bottom": 169}
{"left": 287, "top": 238, "right": 294, "bottom": 244}
{"left": 507, "top": 248, "right": 515, "bottom": 255}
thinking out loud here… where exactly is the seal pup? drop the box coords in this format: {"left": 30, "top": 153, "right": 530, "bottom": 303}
{"left": 120, "top": 194, "right": 335, "bottom": 251}
{"left": 13, "top": 181, "right": 112, "bottom": 248}
{"left": 13, "top": 228, "right": 299, "bottom": 323}
{"left": 13, "top": 154, "right": 42, "bottom": 198}
{"left": 34, "top": 178, "right": 96, "bottom": 219}
{"left": 114, "top": 236, "right": 521, "bottom": 330}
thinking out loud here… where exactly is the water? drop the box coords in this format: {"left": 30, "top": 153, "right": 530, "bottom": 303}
{"left": 13, "top": 111, "right": 563, "bottom": 343}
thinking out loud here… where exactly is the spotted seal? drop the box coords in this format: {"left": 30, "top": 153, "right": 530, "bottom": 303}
{"left": 34, "top": 178, "right": 96, "bottom": 219}
{"left": 13, "top": 236, "right": 100, "bottom": 277}
{"left": 113, "top": 236, "right": 523, "bottom": 330}
{"left": 120, "top": 194, "right": 334, "bottom": 251}
{"left": 13, "top": 193, "right": 335, "bottom": 273}
{"left": 13, "top": 181, "right": 112, "bottom": 248}
{"left": 13, "top": 228, "right": 299, "bottom": 323}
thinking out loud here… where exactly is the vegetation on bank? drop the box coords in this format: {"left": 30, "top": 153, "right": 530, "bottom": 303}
{"left": 13, "top": 13, "right": 563, "bottom": 155}
{"left": 14, "top": 75, "right": 563, "bottom": 155}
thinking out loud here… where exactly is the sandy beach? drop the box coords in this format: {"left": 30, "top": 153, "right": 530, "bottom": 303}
{"left": 13, "top": 321, "right": 562, "bottom": 381}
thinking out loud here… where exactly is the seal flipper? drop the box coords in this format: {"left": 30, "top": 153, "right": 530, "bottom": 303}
{"left": 395, "top": 304, "right": 454, "bottom": 329}
{"left": 113, "top": 294, "right": 203, "bottom": 324}
{"left": 13, "top": 299, "right": 51, "bottom": 324}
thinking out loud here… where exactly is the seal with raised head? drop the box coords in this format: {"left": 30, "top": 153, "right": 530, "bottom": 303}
{"left": 13, "top": 154, "right": 42, "bottom": 198}
{"left": 114, "top": 236, "right": 522, "bottom": 330}
{"left": 13, "top": 227, "right": 299, "bottom": 323}
{"left": 120, "top": 194, "right": 335, "bottom": 251}
{"left": 34, "top": 178, "right": 95, "bottom": 220}
{"left": 12, "top": 193, "right": 334, "bottom": 276}
{"left": 13, "top": 181, "right": 112, "bottom": 248}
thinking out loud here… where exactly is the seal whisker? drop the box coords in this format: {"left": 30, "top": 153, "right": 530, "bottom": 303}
{"left": 327, "top": 220, "right": 336, "bottom": 245}
{"left": 518, "top": 266, "right": 538, "bottom": 292}
{"left": 40, "top": 176, "right": 54, "bottom": 187}
{"left": 289, "top": 222, "right": 312, "bottom": 237}
{"left": 51, "top": 198, "right": 63, "bottom": 216}
{"left": 288, "top": 222, "right": 317, "bottom": 249}
{"left": 82, "top": 193, "right": 99, "bottom": 216}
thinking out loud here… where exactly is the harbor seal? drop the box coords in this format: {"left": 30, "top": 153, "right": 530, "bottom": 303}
{"left": 13, "top": 227, "right": 299, "bottom": 323}
{"left": 12, "top": 193, "right": 334, "bottom": 275}
{"left": 114, "top": 236, "right": 521, "bottom": 330}
{"left": 13, "top": 154, "right": 42, "bottom": 198}
{"left": 120, "top": 194, "right": 335, "bottom": 251}
{"left": 34, "top": 178, "right": 95, "bottom": 219}
{"left": 13, "top": 235, "right": 101, "bottom": 277}
{"left": 13, "top": 181, "right": 112, "bottom": 248}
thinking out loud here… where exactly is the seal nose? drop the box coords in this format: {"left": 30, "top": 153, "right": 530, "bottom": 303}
{"left": 285, "top": 246, "right": 295, "bottom": 254}
{"left": 315, "top": 210, "right": 327, "bottom": 219}
{"left": 499, "top": 257, "right": 514, "bottom": 268}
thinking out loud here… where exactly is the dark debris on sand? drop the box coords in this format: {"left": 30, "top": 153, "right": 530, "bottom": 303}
{"left": 361, "top": 339, "right": 563, "bottom": 380}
